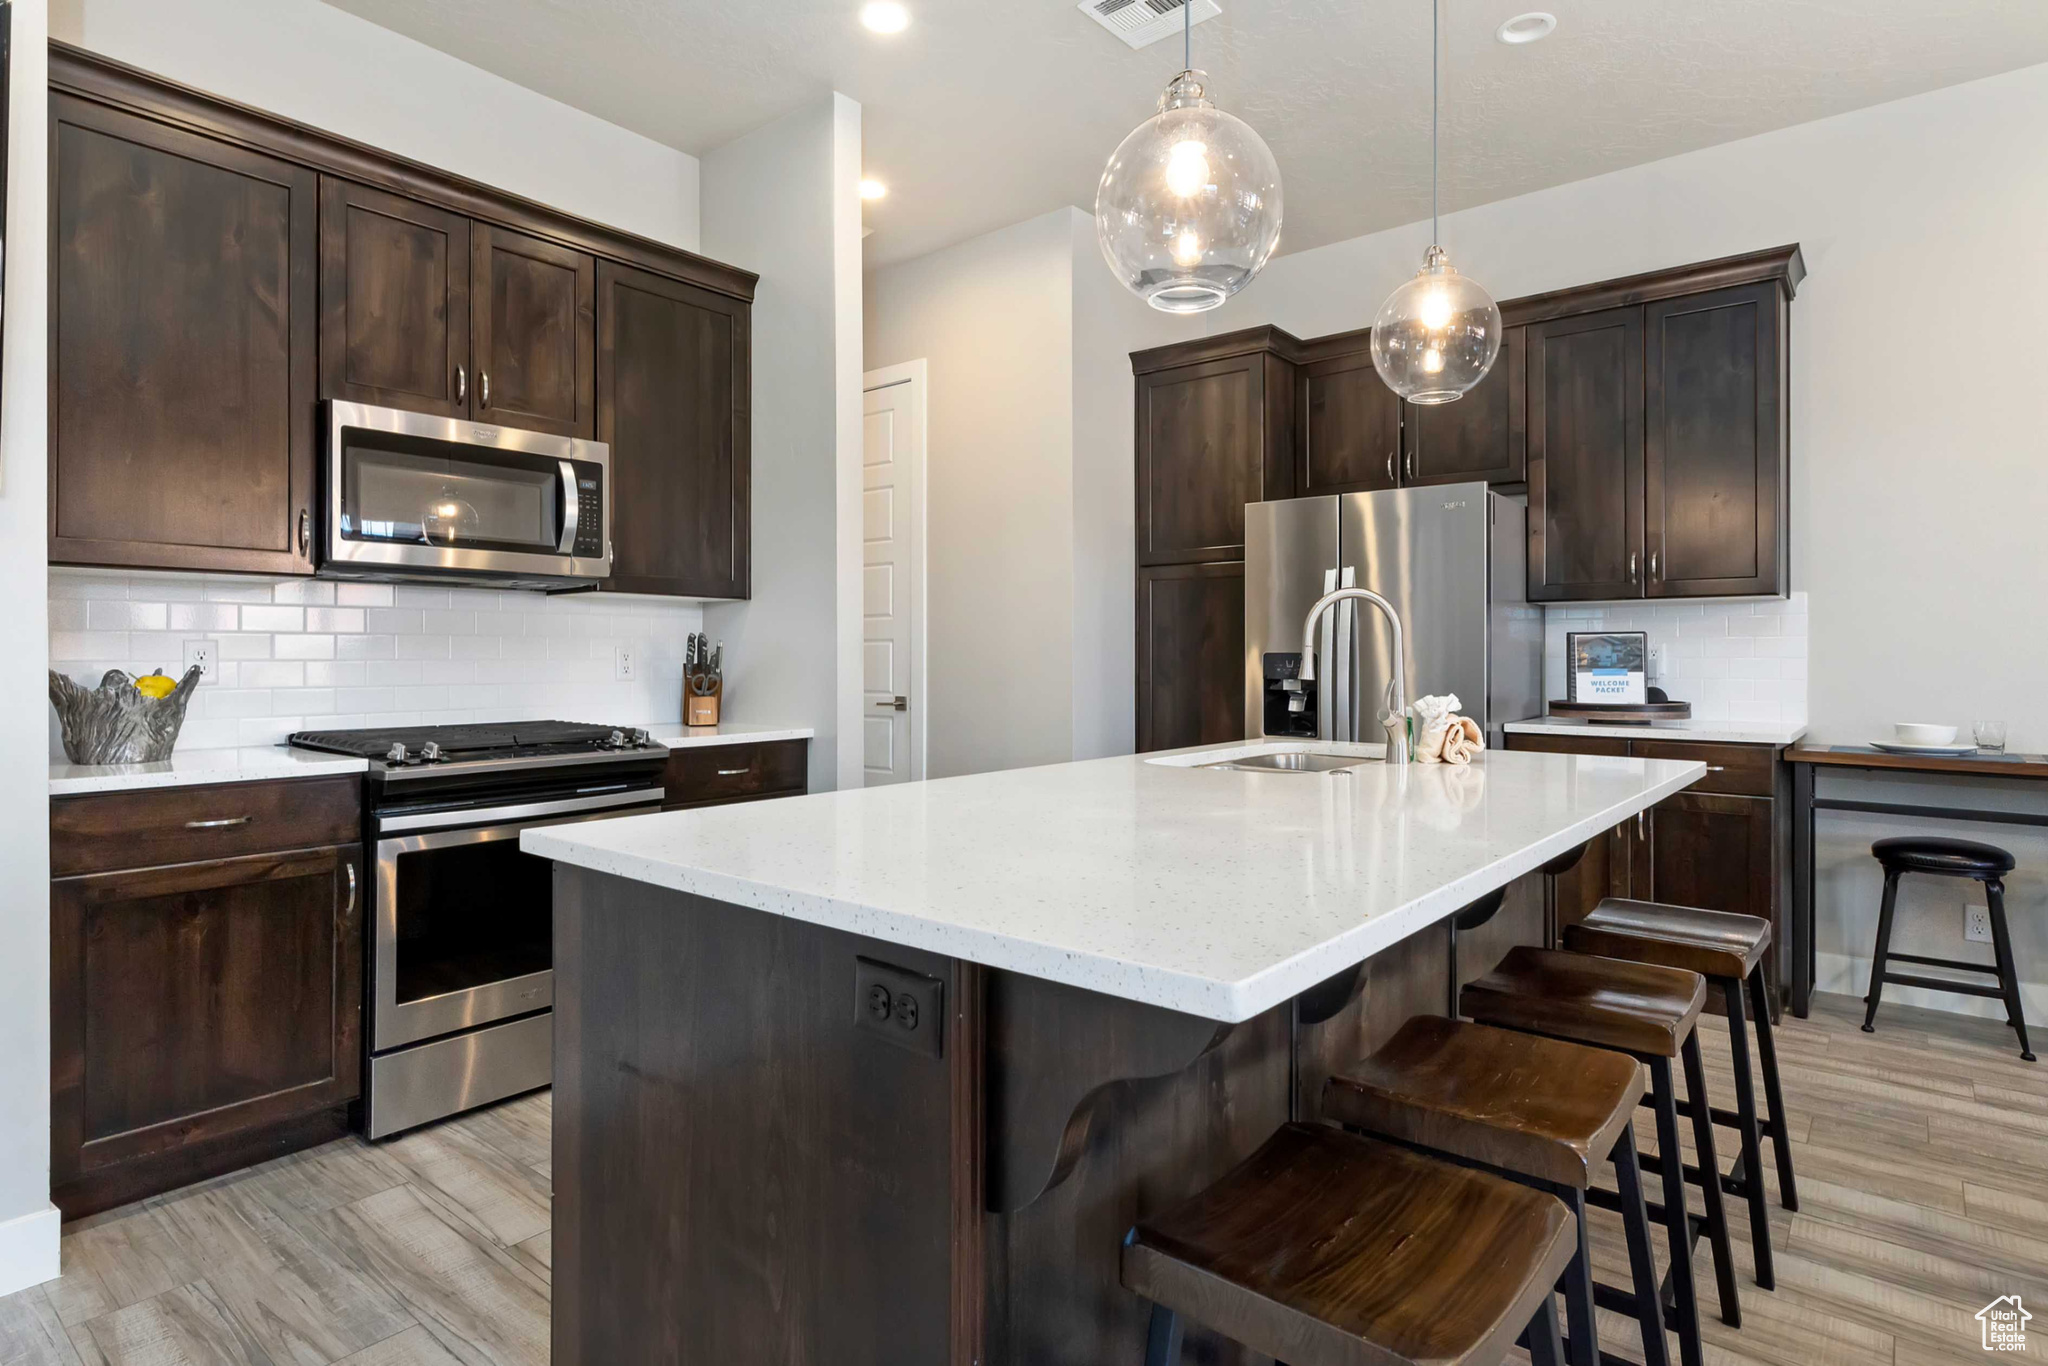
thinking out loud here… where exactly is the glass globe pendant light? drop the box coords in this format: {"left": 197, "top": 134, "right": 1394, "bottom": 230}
{"left": 1095, "top": 1, "right": 1283, "bottom": 313}
{"left": 1371, "top": 0, "right": 1502, "bottom": 403}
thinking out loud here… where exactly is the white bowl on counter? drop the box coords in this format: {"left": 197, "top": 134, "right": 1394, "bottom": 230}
{"left": 1894, "top": 722, "right": 1959, "bottom": 746}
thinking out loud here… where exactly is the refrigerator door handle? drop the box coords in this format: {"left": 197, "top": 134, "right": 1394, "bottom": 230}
{"left": 1318, "top": 567, "right": 1337, "bottom": 741}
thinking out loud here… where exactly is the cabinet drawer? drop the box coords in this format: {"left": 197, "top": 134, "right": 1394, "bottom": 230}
{"left": 1504, "top": 732, "right": 1630, "bottom": 757}
{"left": 51, "top": 776, "right": 362, "bottom": 878}
{"left": 664, "top": 741, "right": 808, "bottom": 807}
{"left": 1628, "top": 741, "right": 1776, "bottom": 797}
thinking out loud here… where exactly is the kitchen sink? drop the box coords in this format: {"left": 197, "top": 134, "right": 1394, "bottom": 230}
{"left": 1145, "top": 742, "right": 1385, "bottom": 774}
{"left": 1199, "top": 751, "right": 1365, "bottom": 773}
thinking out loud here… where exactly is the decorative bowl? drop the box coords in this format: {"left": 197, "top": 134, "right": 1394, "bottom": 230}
{"left": 48, "top": 666, "right": 203, "bottom": 764}
{"left": 1893, "top": 722, "right": 1958, "bottom": 746}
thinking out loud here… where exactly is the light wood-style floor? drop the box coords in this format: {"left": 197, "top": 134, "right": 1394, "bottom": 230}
{"left": 0, "top": 993, "right": 2042, "bottom": 1365}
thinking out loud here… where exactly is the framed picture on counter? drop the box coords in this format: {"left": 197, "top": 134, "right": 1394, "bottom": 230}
{"left": 1566, "top": 631, "right": 1647, "bottom": 704}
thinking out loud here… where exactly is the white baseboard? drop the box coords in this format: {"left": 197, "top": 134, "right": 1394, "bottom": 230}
{"left": 0, "top": 1204, "right": 60, "bottom": 1297}
{"left": 1817, "top": 951, "right": 2048, "bottom": 1023}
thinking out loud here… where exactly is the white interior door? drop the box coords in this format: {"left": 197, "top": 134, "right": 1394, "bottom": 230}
{"left": 861, "top": 362, "right": 927, "bottom": 785}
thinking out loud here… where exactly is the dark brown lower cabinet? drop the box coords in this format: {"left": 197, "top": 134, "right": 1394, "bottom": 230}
{"left": 1137, "top": 562, "right": 1245, "bottom": 753}
{"left": 1505, "top": 731, "right": 1789, "bottom": 1013}
{"left": 662, "top": 739, "right": 810, "bottom": 811}
{"left": 51, "top": 812, "right": 362, "bottom": 1218}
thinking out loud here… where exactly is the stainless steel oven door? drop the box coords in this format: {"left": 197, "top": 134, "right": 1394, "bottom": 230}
{"left": 370, "top": 792, "right": 656, "bottom": 1052}
{"left": 324, "top": 400, "right": 611, "bottom": 584}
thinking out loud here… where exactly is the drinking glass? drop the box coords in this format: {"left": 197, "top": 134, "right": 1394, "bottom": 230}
{"left": 1973, "top": 720, "right": 2007, "bottom": 754}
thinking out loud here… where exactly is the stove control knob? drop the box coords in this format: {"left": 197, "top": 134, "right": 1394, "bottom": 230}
{"left": 420, "top": 741, "right": 443, "bottom": 763}
{"left": 629, "top": 728, "right": 652, "bottom": 748}
{"left": 385, "top": 742, "right": 409, "bottom": 765}
{"left": 606, "top": 729, "right": 627, "bottom": 749}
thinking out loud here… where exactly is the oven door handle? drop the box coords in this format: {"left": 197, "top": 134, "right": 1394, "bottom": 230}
{"left": 376, "top": 786, "right": 662, "bottom": 836}
{"left": 557, "top": 459, "right": 581, "bottom": 555}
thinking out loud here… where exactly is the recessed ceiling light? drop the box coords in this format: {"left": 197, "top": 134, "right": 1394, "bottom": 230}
{"left": 859, "top": 178, "right": 888, "bottom": 201}
{"left": 1496, "top": 11, "right": 1556, "bottom": 44}
{"left": 860, "top": 2, "right": 910, "bottom": 34}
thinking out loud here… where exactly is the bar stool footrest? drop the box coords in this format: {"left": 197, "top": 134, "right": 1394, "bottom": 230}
{"left": 1875, "top": 971, "right": 2007, "bottom": 999}
{"left": 1883, "top": 951, "right": 2004, "bottom": 976}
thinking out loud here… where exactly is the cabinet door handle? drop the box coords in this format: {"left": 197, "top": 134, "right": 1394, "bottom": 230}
{"left": 1386, "top": 453, "right": 1395, "bottom": 484}
{"left": 1705, "top": 765, "right": 1726, "bottom": 773}
{"left": 1404, "top": 451, "right": 1415, "bottom": 480}
{"left": 716, "top": 767, "right": 750, "bottom": 777}
{"left": 1637, "top": 810, "right": 1647, "bottom": 839}
{"left": 298, "top": 509, "right": 311, "bottom": 557}
{"left": 479, "top": 371, "right": 491, "bottom": 410}
{"left": 1628, "top": 550, "right": 1639, "bottom": 582}
{"left": 343, "top": 861, "right": 358, "bottom": 916}
{"left": 185, "top": 815, "right": 252, "bottom": 829}
{"left": 455, "top": 364, "right": 468, "bottom": 404}
{"left": 1649, "top": 550, "right": 1661, "bottom": 581}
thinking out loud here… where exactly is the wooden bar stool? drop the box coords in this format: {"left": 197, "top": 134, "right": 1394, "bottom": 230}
{"left": 1459, "top": 947, "right": 1738, "bottom": 1366}
{"left": 1324, "top": 1016, "right": 1671, "bottom": 1366}
{"left": 1123, "top": 1122, "right": 1575, "bottom": 1366}
{"left": 1863, "top": 837, "right": 2034, "bottom": 1062}
{"left": 1566, "top": 896, "right": 1799, "bottom": 1290}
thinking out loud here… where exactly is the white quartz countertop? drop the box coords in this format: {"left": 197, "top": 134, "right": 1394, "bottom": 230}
{"left": 523, "top": 742, "right": 1705, "bottom": 1023}
{"left": 50, "top": 745, "right": 369, "bottom": 796}
{"left": 652, "top": 724, "right": 816, "bottom": 750}
{"left": 1504, "top": 718, "right": 1808, "bottom": 746}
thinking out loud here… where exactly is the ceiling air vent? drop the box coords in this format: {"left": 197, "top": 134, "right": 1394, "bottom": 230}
{"left": 1078, "top": 0, "right": 1222, "bottom": 51}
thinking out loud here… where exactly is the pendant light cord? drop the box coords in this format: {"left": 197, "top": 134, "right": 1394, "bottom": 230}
{"left": 1184, "top": 0, "right": 1191, "bottom": 72}
{"left": 1431, "top": 0, "right": 1440, "bottom": 246}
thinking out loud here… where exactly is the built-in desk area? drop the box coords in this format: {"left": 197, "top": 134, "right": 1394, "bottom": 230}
{"left": 1787, "top": 745, "right": 2048, "bottom": 1016}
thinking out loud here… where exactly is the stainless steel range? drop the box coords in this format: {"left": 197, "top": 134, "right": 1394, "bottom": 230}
{"left": 289, "top": 721, "right": 666, "bottom": 1138}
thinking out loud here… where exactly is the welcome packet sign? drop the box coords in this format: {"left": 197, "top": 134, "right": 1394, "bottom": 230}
{"left": 1567, "top": 632, "right": 1648, "bottom": 705}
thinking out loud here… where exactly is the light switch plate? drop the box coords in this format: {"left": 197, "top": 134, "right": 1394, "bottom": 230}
{"left": 183, "top": 638, "right": 218, "bottom": 682}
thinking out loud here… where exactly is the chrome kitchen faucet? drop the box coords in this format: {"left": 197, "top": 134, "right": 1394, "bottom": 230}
{"left": 1300, "top": 587, "right": 1411, "bottom": 765}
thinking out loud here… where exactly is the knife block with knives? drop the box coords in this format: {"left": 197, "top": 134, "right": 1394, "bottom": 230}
{"left": 685, "top": 632, "right": 723, "bottom": 726}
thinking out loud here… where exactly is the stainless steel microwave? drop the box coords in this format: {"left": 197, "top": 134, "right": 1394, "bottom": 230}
{"left": 322, "top": 401, "right": 611, "bottom": 589}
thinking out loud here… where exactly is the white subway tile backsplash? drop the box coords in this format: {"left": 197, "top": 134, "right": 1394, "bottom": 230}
{"left": 241, "top": 605, "right": 304, "bottom": 633}
{"left": 335, "top": 582, "right": 395, "bottom": 608}
{"left": 49, "top": 569, "right": 709, "bottom": 755}
{"left": 1541, "top": 592, "right": 1809, "bottom": 725}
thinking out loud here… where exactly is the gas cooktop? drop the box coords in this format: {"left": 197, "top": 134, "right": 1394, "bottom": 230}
{"left": 289, "top": 720, "right": 662, "bottom": 771}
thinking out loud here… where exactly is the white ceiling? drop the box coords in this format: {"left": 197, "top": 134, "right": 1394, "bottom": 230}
{"left": 323, "top": 0, "right": 2048, "bottom": 268}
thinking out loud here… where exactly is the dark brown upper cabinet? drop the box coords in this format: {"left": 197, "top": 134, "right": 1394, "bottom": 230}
{"left": 473, "top": 224, "right": 596, "bottom": 438}
{"left": 50, "top": 95, "right": 318, "bottom": 574}
{"left": 598, "top": 261, "right": 751, "bottom": 598}
{"left": 1522, "top": 247, "right": 1800, "bottom": 603}
{"left": 1133, "top": 328, "right": 1299, "bottom": 565}
{"left": 1527, "top": 305, "right": 1646, "bottom": 601}
{"left": 320, "top": 184, "right": 597, "bottom": 438}
{"left": 1644, "top": 282, "right": 1785, "bottom": 598}
{"left": 1298, "top": 339, "right": 1401, "bottom": 495}
{"left": 319, "top": 178, "right": 472, "bottom": 418}
{"left": 51, "top": 45, "right": 756, "bottom": 589}
{"left": 1402, "top": 324, "right": 1527, "bottom": 487}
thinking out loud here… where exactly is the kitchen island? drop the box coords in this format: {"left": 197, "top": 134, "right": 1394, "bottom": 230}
{"left": 524, "top": 742, "right": 1703, "bottom": 1365}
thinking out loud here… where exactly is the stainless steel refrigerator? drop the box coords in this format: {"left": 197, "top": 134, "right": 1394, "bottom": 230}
{"left": 1244, "top": 483, "right": 1542, "bottom": 746}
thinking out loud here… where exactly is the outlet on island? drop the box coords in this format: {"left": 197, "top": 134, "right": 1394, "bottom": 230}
{"left": 854, "top": 957, "right": 944, "bottom": 1058}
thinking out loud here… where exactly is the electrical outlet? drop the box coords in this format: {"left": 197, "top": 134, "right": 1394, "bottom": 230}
{"left": 1965, "top": 904, "right": 1993, "bottom": 944}
{"left": 613, "top": 646, "right": 635, "bottom": 681}
{"left": 1649, "top": 643, "right": 1671, "bottom": 682}
{"left": 182, "top": 638, "right": 218, "bottom": 682}
{"left": 854, "top": 957, "right": 944, "bottom": 1058}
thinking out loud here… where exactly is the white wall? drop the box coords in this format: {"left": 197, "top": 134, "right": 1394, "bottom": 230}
{"left": 51, "top": 0, "right": 698, "bottom": 252}
{"left": 0, "top": 0, "right": 60, "bottom": 1296}
{"left": 1068, "top": 212, "right": 1196, "bottom": 760}
{"left": 701, "top": 94, "right": 865, "bottom": 793}
{"left": 865, "top": 208, "right": 1191, "bottom": 777}
{"left": 1205, "top": 60, "right": 2048, "bottom": 1019}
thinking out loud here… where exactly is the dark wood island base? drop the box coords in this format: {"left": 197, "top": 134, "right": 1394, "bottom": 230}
{"left": 550, "top": 865, "right": 1544, "bottom": 1365}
